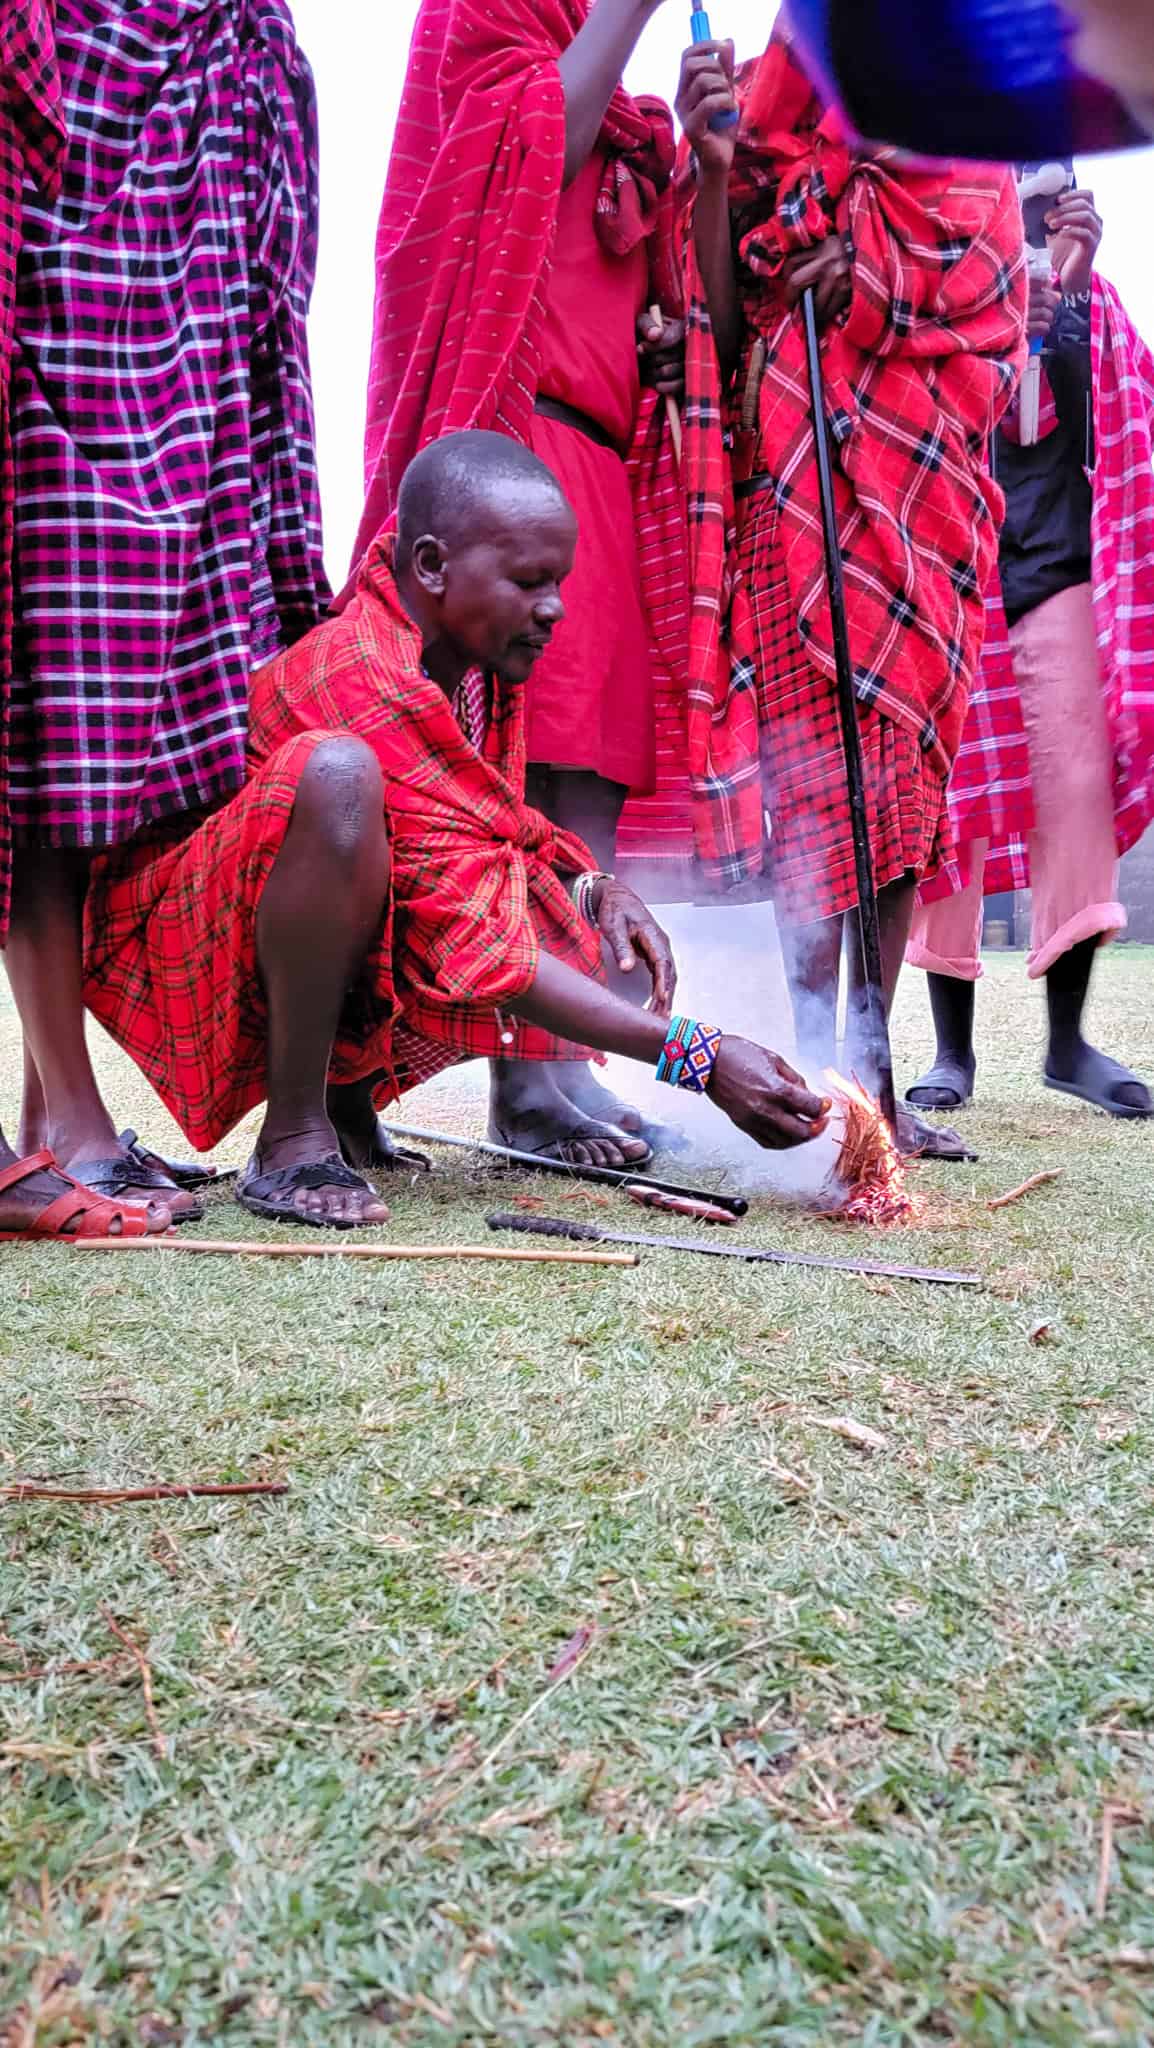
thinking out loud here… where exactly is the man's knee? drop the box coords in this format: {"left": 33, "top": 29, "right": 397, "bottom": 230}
{"left": 293, "top": 736, "right": 387, "bottom": 866}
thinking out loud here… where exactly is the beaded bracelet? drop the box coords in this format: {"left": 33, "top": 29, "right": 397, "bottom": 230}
{"left": 656, "top": 1015, "right": 723, "bottom": 1095}
{"left": 572, "top": 870, "right": 612, "bottom": 930}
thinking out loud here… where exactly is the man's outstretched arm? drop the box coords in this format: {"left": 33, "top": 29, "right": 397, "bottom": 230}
{"left": 558, "top": 0, "right": 671, "bottom": 185}
{"left": 513, "top": 950, "right": 831, "bottom": 1152}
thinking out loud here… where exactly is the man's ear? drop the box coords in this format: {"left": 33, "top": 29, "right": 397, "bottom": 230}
{"left": 410, "top": 534, "right": 447, "bottom": 599}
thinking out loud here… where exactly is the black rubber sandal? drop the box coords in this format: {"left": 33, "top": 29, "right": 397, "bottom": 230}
{"left": 1044, "top": 1057, "right": 1153, "bottom": 1121}
{"left": 904, "top": 1062, "right": 975, "bottom": 1112}
{"left": 335, "top": 1119, "right": 430, "bottom": 1172}
{"left": 71, "top": 1153, "right": 204, "bottom": 1224}
{"left": 120, "top": 1128, "right": 224, "bottom": 1190}
{"left": 491, "top": 1122, "right": 653, "bottom": 1169}
{"left": 235, "top": 1153, "right": 385, "bottom": 1230}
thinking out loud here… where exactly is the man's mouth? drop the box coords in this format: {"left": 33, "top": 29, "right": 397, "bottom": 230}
{"left": 513, "top": 634, "right": 551, "bottom": 655}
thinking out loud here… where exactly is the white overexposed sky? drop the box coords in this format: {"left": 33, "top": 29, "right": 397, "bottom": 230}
{"left": 291, "top": 0, "right": 1154, "bottom": 582}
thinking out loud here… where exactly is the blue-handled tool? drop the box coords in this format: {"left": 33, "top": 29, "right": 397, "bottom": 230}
{"left": 690, "top": 7, "right": 738, "bottom": 130}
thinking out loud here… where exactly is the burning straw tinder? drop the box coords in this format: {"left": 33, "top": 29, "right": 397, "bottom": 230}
{"left": 823, "top": 1072, "right": 919, "bottom": 1225}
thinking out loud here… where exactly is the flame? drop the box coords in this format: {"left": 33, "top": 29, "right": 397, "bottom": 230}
{"left": 823, "top": 1069, "right": 919, "bottom": 1226}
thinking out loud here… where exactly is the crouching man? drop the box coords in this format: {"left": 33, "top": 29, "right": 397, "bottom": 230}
{"left": 83, "top": 432, "right": 829, "bottom": 1228}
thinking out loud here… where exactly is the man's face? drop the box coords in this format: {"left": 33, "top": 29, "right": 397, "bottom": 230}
{"left": 432, "top": 489, "right": 577, "bottom": 685}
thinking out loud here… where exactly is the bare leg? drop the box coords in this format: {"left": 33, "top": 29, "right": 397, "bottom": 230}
{"left": 8, "top": 848, "right": 122, "bottom": 1165}
{"left": 843, "top": 875, "right": 916, "bottom": 1089}
{"left": 240, "top": 737, "right": 394, "bottom": 1228}
{"left": 490, "top": 765, "right": 650, "bottom": 1166}
{"left": 777, "top": 912, "right": 843, "bottom": 1077}
{"left": 5, "top": 847, "right": 178, "bottom": 1222}
{"left": 847, "top": 876, "right": 973, "bottom": 1159}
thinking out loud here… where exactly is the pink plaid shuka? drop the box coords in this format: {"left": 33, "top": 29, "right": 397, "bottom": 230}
{"left": 928, "top": 276, "right": 1154, "bottom": 900}
{"left": 5, "top": 0, "right": 329, "bottom": 853}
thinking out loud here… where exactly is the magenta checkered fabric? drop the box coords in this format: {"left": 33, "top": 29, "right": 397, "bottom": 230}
{"left": 5, "top": 0, "right": 329, "bottom": 853}
{"left": 0, "top": 0, "right": 62, "bottom": 940}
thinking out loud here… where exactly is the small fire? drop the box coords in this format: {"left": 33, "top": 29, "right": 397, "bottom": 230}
{"left": 823, "top": 1070, "right": 919, "bottom": 1226}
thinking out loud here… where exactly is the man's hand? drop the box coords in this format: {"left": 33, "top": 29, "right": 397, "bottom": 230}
{"left": 708, "top": 1037, "right": 831, "bottom": 1150}
{"left": 592, "top": 878, "right": 677, "bottom": 1018}
{"left": 1027, "top": 266, "right": 1061, "bottom": 344}
{"left": 676, "top": 39, "right": 738, "bottom": 179}
{"left": 1046, "top": 188, "right": 1103, "bottom": 298}
{"left": 781, "top": 237, "right": 853, "bottom": 330}
{"left": 637, "top": 310, "right": 686, "bottom": 403}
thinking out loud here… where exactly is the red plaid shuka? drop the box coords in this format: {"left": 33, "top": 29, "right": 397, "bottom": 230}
{"left": 925, "top": 276, "right": 1154, "bottom": 901}
{"left": 0, "top": 0, "right": 61, "bottom": 942}
{"left": 345, "top": 0, "right": 693, "bottom": 886}
{"left": 83, "top": 543, "right": 602, "bottom": 1151}
{"left": 680, "top": 34, "right": 1027, "bottom": 892}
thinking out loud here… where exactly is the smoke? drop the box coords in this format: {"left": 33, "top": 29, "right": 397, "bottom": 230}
{"left": 599, "top": 898, "right": 852, "bottom": 1205}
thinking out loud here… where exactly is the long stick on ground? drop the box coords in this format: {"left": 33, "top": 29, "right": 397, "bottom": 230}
{"left": 386, "top": 1124, "right": 749, "bottom": 1218}
{"left": 2, "top": 1481, "right": 289, "bottom": 1505}
{"left": 802, "top": 288, "right": 897, "bottom": 1133}
{"left": 71, "top": 1237, "right": 638, "bottom": 1268}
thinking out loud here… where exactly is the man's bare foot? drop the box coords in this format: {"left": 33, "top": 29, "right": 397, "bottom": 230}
{"left": 326, "top": 1081, "right": 431, "bottom": 1171}
{"left": 555, "top": 1058, "right": 647, "bottom": 1134}
{"left": 896, "top": 1107, "right": 978, "bottom": 1163}
{"left": 0, "top": 1147, "right": 172, "bottom": 1238}
{"left": 237, "top": 1120, "right": 392, "bottom": 1229}
{"left": 554, "top": 1059, "right": 688, "bottom": 1154}
{"left": 490, "top": 1064, "right": 651, "bottom": 1169}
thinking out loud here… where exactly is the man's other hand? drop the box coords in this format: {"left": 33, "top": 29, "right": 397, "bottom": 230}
{"left": 592, "top": 878, "right": 677, "bottom": 1017}
{"left": 638, "top": 311, "right": 686, "bottom": 403}
{"left": 709, "top": 1037, "right": 831, "bottom": 1150}
{"left": 1046, "top": 188, "right": 1103, "bottom": 297}
{"left": 1027, "top": 267, "right": 1061, "bottom": 343}
{"left": 781, "top": 236, "right": 853, "bottom": 330}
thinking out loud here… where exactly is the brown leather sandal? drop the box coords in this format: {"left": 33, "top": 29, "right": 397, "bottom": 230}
{"left": 0, "top": 1149, "right": 167, "bottom": 1242}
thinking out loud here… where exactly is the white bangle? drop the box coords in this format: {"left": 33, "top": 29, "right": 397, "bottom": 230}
{"left": 573, "top": 870, "right": 613, "bottom": 930}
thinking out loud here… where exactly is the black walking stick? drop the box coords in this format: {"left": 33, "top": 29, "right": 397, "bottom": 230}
{"left": 801, "top": 287, "right": 898, "bottom": 1133}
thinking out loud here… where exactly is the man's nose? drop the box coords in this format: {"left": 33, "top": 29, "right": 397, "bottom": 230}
{"left": 533, "top": 586, "right": 564, "bottom": 627}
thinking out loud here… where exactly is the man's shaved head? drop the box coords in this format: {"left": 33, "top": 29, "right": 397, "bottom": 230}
{"left": 396, "top": 429, "right": 571, "bottom": 569}
{"left": 394, "top": 430, "right": 578, "bottom": 691}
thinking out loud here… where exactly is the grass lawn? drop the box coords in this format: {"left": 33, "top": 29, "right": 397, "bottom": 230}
{"left": 3, "top": 948, "right": 1154, "bottom": 2045}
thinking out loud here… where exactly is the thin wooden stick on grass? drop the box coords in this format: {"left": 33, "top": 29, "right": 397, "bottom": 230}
{"left": 2, "top": 1481, "right": 289, "bottom": 1506}
{"left": 0, "top": 1656, "right": 127, "bottom": 1686}
{"left": 414, "top": 1631, "right": 601, "bottom": 1832}
{"left": 988, "top": 1169, "right": 1064, "bottom": 1212}
{"left": 1095, "top": 1802, "right": 1143, "bottom": 1918}
{"left": 72, "top": 1237, "right": 637, "bottom": 1268}
{"left": 102, "top": 1610, "right": 166, "bottom": 1762}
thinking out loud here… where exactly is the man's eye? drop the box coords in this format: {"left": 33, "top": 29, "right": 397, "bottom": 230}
{"left": 515, "top": 576, "right": 545, "bottom": 591}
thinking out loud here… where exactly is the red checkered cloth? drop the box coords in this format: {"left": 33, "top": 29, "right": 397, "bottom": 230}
{"left": 742, "top": 494, "right": 952, "bottom": 924}
{"left": 0, "top": 0, "right": 62, "bottom": 942}
{"left": 83, "top": 542, "right": 603, "bottom": 1151}
{"left": 926, "top": 276, "right": 1154, "bottom": 901}
{"left": 680, "top": 35, "right": 1027, "bottom": 894}
{"left": 342, "top": 0, "right": 693, "bottom": 887}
